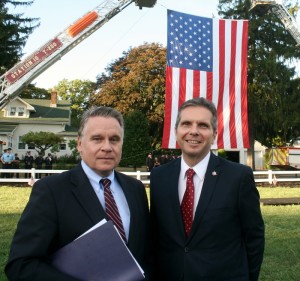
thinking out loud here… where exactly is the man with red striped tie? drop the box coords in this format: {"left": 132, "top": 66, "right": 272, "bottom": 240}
{"left": 150, "top": 97, "right": 265, "bottom": 281}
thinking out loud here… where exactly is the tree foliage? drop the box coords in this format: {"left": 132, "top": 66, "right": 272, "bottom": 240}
{"left": 91, "top": 42, "right": 166, "bottom": 148}
{"left": 120, "top": 110, "right": 151, "bottom": 168}
{"left": 54, "top": 79, "right": 97, "bottom": 127}
{"left": 0, "top": 0, "right": 39, "bottom": 75}
{"left": 68, "top": 139, "right": 80, "bottom": 159}
{"left": 218, "top": 0, "right": 300, "bottom": 148}
{"left": 19, "top": 83, "right": 51, "bottom": 99}
{"left": 21, "top": 131, "right": 64, "bottom": 155}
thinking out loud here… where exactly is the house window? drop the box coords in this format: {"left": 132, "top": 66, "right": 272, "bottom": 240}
{"left": 7, "top": 137, "right": 13, "bottom": 149}
{"left": 28, "top": 143, "right": 35, "bottom": 150}
{"left": 18, "top": 136, "right": 26, "bottom": 150}
{"left": 60, "top": 143, "right": 67, "bottom": 150}
{"left": 10, "top": 107, "right": 16, "bottom": 116}
{"left": 18, "top": 107, "right": 25, "bottom": 116}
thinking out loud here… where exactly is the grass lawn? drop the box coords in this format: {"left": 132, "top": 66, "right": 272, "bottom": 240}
{"left": 0, "top": 186, "right": 299, "bottom": 281}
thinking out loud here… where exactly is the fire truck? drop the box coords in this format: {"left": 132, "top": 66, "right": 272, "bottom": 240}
{"left": 267, "top": 146, "right": 300, "bottom": 170}
{"left": 0, "top": 0, "right": 156, "bottom": 110}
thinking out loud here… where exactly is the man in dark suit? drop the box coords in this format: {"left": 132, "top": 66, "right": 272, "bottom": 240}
{"left": 150, "top": 97, "right": 265, "bottom": 281}
{"left": 5, "top": 106, "right": 151, "bottom": 281}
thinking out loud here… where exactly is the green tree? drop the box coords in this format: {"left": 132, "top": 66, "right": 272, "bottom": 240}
{"left": 91, "top": 42, "right": 166, "bottom": 149}
{"left": 54, "top": 79, "right": 96, "bottom": 127}
{"left": 21, "top": 131, "right": 64, "bottom": 156}
{"left": 120, "top": 111, "right": 151, "bottom": 168}
{"left": 19, "top": 83, "right": 50, "bottom": 99}
{"left": 0, "top": 0, "right": 39, "bottom": 74}
{"left": 218, "top": 0, "right": 300, "bottom": 151}
{"left": 68, "top": 139, "right": 80, "bottom": 159}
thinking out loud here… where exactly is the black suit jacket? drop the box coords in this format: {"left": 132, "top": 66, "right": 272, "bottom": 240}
{"left": 5, "top": 164, "right": 151, "bottom": 281}
{"left": 150, "top": 154, "right": 265, "bottom": 281}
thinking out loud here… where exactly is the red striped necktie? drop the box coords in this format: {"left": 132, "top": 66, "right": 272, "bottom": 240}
{"left": 181, "top": 168, "right": 195, "bottom": 237}
{"left": 101, "top": 178, "right": 127, "bottom": 242}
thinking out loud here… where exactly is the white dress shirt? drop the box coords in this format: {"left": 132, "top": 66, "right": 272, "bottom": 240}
{"left": 81, "top": 160, "right": 130, "bottom": 240}
{"left": 178, "top": 152, "right": 210, "bottom": 217}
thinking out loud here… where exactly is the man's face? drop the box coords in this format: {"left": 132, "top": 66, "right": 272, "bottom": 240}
{"left": 77, "top": 116, "right": 123, "bottom": 177}
{"left": 175, "top": 106, "right": 216, "bottom": 166}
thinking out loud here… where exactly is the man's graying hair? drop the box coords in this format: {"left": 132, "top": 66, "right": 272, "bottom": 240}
{"left": 175, "top": 97, "right": 218, "bottom": 133}
{"left": 78, "top": 106, "right": 124, "bottom": 137}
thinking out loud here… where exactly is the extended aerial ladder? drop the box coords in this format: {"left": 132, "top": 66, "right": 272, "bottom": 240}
{"left": 250, "top": 0, "right": 300, "bottom": 46}
{"left": 0, "top": 0, "right": 156, "bottom": 109}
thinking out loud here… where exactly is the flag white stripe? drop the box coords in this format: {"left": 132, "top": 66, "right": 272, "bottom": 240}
{"left": 169, "top": 68, "right": 180, "bottom": 147}
{"left": 235, "top": 21, "right": 244, "bottom": 148}
{"left": 223, "top": 19, "right": 232, "bottom": 148}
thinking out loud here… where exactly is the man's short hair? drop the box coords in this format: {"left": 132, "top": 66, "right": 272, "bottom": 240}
{"left": 175, "top": 97, "right": 218, "bottom": 133}
{"left": 78, "top": 106, "right": 124, "bottom": 138}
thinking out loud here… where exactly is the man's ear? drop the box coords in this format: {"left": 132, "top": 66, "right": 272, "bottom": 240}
{"left": 212, "top": 131, "right": 217, "bottom": 144}
{"left": 77, "top": 136, "right": 81, "bottom": 151}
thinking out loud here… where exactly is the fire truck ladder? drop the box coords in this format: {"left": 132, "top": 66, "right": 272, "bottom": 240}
{"left": 250, "top": 0, "right": 300, "bottom": 46}
{"left": 0, "top": 0, "right": 156, "bottom": 109}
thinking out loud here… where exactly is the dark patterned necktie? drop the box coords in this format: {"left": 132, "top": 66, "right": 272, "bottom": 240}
{"left": 181, "top": 168, "right": 195, "bottom": 236}
{"left": 101, "top": 178, "right": 127, "bottom": 242}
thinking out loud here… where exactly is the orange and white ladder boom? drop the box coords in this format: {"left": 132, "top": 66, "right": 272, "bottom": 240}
{"left": 0, "top": 0, "right": 156, "bottom": 109}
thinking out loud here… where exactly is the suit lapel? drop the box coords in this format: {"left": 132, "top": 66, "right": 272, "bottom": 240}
{"left": 166, "top": 159, "right": 187, "bottom": 239}
{"left": 114, "top": 172, "right": 136, "bottom": 241}
{"left": 190, "top": 153, "right": 220, "bottom": 238}
{"left": 70, "top": 164, "right": 106, "bottom": 225}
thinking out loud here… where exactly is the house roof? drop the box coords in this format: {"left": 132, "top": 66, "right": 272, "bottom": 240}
{"left": 23, "top": 98, "right": 71, "bottom": 121}
{"left": 0, "top": 124, "right": 18, "bottom": 134}
{"left": 0, "top": 98, "right": 71, "bottom": 123}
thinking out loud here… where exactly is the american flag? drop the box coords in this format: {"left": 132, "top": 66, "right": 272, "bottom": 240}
{"left": 162, "top": 10, "right": 250, "bottom": 149}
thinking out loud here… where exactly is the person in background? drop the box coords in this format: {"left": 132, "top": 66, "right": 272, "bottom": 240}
{"left": 153, "top": 156, "right": 160, "bottom": 168}
{"left": 146, "top": 153, "right": 154, "bottom": 173}
{"left": 150, "top": 97, "right": 265, "bottom": 281}
{"left": 1, "top": 148, "right": 15, "bottom": 178}
{"left": 160, "top": 154, "right": 170, "bottom": 165}
{"left": 35, "top": 153, "right": 44, "bottom": 179}
{"left": 45, "top": 153, "right": 53, "bottom": 176}
{"left": 146, "top": 152, "right": 154, "bottom": 179}
{"left": 1, "top": 149, "right": 8, "bottom": 178}
{"left": 24, "top": 151, "right": 34, "bottom": 178}
{"left": 5, "top": 106, "right": 152, "bottom": 281}
{"left": 12, "top": 153, "right": 20, "bottom": 178}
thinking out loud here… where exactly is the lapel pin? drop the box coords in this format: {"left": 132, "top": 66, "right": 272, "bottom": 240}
{"left": 212, "top": 171, "right": 217, "bottom": 176}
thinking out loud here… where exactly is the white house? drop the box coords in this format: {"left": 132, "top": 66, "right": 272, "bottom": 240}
{"left": 0, "top": 91, "right": 77, "bottom": 160}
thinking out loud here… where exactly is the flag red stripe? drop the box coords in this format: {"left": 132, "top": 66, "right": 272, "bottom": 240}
{"left": 241, "top": 21, "right": 250, "bottom": 148}
{"left": 206, "top": 72, "right": 213, "bottom": 101}
{"left": 179, "top": 68, "right": 187, "bottom": 106}
{"left": 162, "top": 66, "right": 173, "bottom": 148}
{"left": 229, "top": 21, "right": 237, "bottom": 148}
{"left": 193, "top": 71, "right": 200, "bottom": 98}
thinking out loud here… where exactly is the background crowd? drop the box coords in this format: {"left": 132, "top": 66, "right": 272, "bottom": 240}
{"left": 146, "top": 152, "right": 179, "bottom": 173}
{"left": 0, "top": 148, "right": 54, "bottom": 179}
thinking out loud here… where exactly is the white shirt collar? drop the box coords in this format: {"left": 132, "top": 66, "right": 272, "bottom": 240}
{"left": 180, "top": 152, "right": 210, "bottom": 181}
{"left": 81, "top": 160, "right": 115, "bottom": 188}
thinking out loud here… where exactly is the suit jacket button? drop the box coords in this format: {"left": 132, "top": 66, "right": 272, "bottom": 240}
{"left": 184, "top": 247, "right": 189, "bottom": 253}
